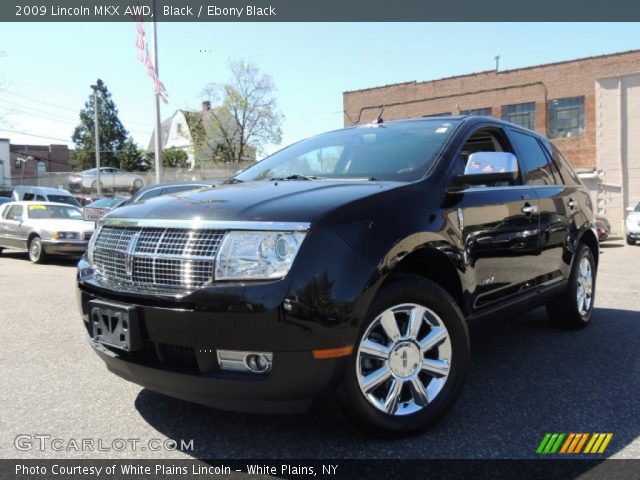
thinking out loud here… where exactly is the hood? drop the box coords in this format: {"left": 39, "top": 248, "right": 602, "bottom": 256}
{"left": 106, "top": 180, "right": 403, "bottom": 224}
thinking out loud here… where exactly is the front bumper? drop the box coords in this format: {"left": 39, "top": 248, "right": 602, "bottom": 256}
{"left": 77, "top": 261, "right": 358, "bottom": 413}
{"left": 43, "top": 239, "right": 88, "bottom": 255}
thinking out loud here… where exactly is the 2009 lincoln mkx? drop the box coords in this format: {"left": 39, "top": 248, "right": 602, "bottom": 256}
{"left": 77, "top": 116, "right": 598, "bottom": 436}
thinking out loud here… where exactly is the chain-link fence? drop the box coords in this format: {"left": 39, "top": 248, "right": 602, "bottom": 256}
{"left": 2, "top": 162, "right": 255, "bottom": 197}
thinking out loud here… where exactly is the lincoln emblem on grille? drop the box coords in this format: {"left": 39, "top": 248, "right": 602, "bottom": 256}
{"left": 125, "top": 231, "right": 141, "bottom": 276}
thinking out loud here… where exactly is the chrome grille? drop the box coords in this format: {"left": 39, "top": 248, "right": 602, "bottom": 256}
{"left": 92, "top": 226, "right": 225, "bottom": 294}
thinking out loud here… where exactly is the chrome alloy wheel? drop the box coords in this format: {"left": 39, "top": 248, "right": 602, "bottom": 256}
{"left": 29, "top": 238, "right": 41, "bottom": 261}
{"left": 356, "top": 303, "right": 452, "bottom": 416}
{"left": 576, "top": 256, "right": 593, "bottom": 316}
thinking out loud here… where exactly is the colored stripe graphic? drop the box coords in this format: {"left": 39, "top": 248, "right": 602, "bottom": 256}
{"left": 538, "top": 433, "right": 613, "bottom": 454}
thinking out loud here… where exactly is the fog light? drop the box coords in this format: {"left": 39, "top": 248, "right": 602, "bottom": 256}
{"left": 245, "top": 353, "right": 272, "bottom": 373}
{"left": 217, "top": 350, "right": 273, "bottom": 374}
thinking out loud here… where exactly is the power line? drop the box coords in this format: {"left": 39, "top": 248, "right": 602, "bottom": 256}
{"left": 0, "top": 128, "right": 71, "bottom": 143}
{"left": 1, "top": 90, "right": 154, "bottom": 128}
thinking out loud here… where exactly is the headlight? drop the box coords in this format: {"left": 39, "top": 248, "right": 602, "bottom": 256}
{"left": 215, "top": 231, "right": 306, "bottom": 281}
{"left": 51, "top": 231, "right": 77, "bottom": 240}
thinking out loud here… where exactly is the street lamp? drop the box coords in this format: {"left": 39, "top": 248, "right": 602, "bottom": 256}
{"left": 17, "top": 156, "right": 34, "bottom": 185}
{"left": 90, "top": 84, "right": 102, "bottom": 196}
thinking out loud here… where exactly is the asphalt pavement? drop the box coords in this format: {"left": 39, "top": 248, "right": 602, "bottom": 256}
{"left": 1, "top": 239, "right": 639, "bottom": 460}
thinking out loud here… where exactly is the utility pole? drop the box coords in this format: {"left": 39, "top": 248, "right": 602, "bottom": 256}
{"left": 152, "top": 0, "right": 163, "bottom": 183}
{"left": 90, "top": 84, "right": 102, "bottom": 196}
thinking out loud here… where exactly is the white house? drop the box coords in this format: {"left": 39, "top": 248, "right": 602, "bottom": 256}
{"left": 147, "top": 110, "right": 197, "bottom": 168}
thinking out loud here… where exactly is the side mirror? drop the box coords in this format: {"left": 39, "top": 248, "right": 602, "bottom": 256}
{"left": 14, "top": 215, "right": 23, "bottom": 222}
{"left": 450, "top": 152, "right": 519, "bottom": 190}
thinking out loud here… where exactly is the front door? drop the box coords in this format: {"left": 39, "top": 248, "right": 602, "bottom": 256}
{"left": 451, "top": 126, "right": 542, "bottom": 311}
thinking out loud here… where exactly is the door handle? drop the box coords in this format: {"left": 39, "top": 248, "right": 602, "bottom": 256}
{"left": 567, "top": 198, "right": 577, "bottom": 209}
{"left": 521, "top": 204, "right": 538, "bottom": 214}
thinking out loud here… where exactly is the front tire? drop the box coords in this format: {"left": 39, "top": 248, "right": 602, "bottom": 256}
{"left": 28, "top": 236, "right": 48, "bottom": 264}
{"left": 546, "top": 244, "right": 596, "bottom": 329}
{"left": 627, "top": 236, "right": 636, "bottom": 246}
{"left": 336, "top": 275, "right": 469, "bottom": 437}
{"left": 133, "top": 179, "right": 143, "bottom": 190}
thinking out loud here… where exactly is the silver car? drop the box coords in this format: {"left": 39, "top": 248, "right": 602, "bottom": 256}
{"left": 626, "top": 201, "right": 640, "bottom": 245}
{"left": 68, "top": 167, "right": 145, "bottom": 192}
{"left": 0, "top": 201, "right": 95, "bottom": 263}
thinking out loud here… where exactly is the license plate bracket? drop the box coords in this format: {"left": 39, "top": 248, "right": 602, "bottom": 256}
{"left": 89, "top": 300, "right": 142, "bottom": 352}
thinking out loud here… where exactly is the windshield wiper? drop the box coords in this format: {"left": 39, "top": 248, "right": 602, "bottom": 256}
{"left": 268, "top": 174, "right": 320, "bottom": 181}
{"left": 223, "top": 178, "right": 243, "bottom": 185}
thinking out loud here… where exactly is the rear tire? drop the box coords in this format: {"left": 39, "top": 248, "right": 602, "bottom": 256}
{"left": 336, "top": 275, "right": 469, "bottom": 437}
{"left": 546, "top": 244, "right": 596, "bottom": 329}
{"left": 28, "top": 236, "right": 47, "bottom": 264}
{"left": 133, "top": 179, "right": 143, "bottom": 190}
{"left": 627, "top": 236, "right": 636, "bottom": 246}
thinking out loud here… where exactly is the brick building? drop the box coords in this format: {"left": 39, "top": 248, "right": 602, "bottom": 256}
{"left": 343, "top": 50, "right": 640, "bottom": 232}
{"left": 8, "top": 144, "right": 71, "bottom": 185}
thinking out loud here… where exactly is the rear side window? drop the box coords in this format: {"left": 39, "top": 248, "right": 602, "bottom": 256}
{"left": 540, "top": 139, "right": 581, "bottom": 185}
{"left": 4, "top": 205, "right": 23, "bottom": 220}
{"left": 510, "top": 130, "right": 555, "bottom": 185}
{"left": 23, "top": 193, "right": 35, "bottom": 200}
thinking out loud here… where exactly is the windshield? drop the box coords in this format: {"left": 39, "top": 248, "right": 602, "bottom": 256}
{"left": 48, "top": 195, "right": 80, "bottom": 207}
{"left": 27, "top": 204, "right": 83, "bottom": 220}
{"left": 87, "top": 197, "right": 127, "bottom": 208}
{"left": 635, "top": 202, "right": 640, "bottom": 212}
{"left": 235, "top": 120, "right": 461, "bottom": 182}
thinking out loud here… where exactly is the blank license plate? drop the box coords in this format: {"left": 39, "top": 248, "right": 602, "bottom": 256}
{"left": 89, "top": 300, "right": 142, "bottom": 352}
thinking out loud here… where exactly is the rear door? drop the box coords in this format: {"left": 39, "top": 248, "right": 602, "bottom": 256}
{"left": 452, "top": 125, "right": 541, "bottom": 311}
{"left": 508, "top": 129, "right": 573, "bottom": 284}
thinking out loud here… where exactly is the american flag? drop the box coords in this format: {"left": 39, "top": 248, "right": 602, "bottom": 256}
{"left": 131, "top": 2, "right": 168, "bottom": 104}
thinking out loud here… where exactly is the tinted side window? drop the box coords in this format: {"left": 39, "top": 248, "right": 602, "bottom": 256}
{"left": 510, "top": 130, "right": 555, "bottom": 185}
{"left": 23, "top": 193, "right": 35, "bottom": 200}
{"left": 540, "top": 139, "right": 581, "bottom": 185}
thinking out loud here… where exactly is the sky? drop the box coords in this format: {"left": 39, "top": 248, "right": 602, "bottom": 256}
{"left": 0, "top": 22, "right": 639, "bottom": 158}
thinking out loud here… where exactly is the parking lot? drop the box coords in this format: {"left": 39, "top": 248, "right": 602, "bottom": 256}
{"left": 1, "top": 239, "right": 639, "bottom": 460}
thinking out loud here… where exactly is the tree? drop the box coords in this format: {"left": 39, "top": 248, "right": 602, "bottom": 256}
{"left": 199, "top": 60, "right": 283, "bottom": 163}
{"left": 117, "top": 139, "right": 150, "bottom": 171}
{"left": 162, "top": 147, "right": 189, "bottom": 169}
{"left": 71, "top": 79, "right": 131, "bottom": 170}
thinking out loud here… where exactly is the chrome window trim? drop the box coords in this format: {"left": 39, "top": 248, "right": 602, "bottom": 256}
{"left": 101, "top": 218, "right": 311, "bottom": 231}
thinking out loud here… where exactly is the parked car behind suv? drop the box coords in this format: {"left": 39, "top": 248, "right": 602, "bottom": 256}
{"left": 1, "top": 201, "right": 94, "bottom": 262}
{"left": 625, "top": 201, "right": 640, "bottom": 245}
{"left": 68, "top": 167, "right": 145, "bottom": 192}
{"left": 77, "top": 117, "right": 598, "bottom": 436}
{"left": 12, "top": 186, "right": 80, "bottom": 207}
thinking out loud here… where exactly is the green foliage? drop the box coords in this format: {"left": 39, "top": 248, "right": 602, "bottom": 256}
{"left": 162, "top": 147, "right": 189, "bottom": 168}
{"left": 117, "top": 139, "right": 150, "bottom": 171}
{"left": 71, "top": 79, "right": 138, "bottom": 170}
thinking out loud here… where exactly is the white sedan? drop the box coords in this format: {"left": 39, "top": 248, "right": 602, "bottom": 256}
{"left": 68, "top": 167, "right": 145, "bottom": 192}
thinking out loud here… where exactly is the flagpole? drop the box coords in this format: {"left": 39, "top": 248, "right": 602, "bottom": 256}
{"left": 152, "top": 0, "right": 162, "bottom": 183}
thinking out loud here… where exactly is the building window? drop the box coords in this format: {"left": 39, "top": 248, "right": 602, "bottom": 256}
{"left": 15, "top": 159, "right": 21, "bottom": 168}
{"left": 548, "top": 96, "right": 585, "bottom": 139}
{"left": 36, "top": 161, "right": 47, "bottom": 176}
{"left": 177, "top": 123, "right": 183, "bottom": 135}
{"left": 502, "top": 102, "right": 536, "bottom": 130}
{"left": 422, "top": 112, "right": 451, "bottom": 117}
{"left": 460, "top": 107, "right": 492, "bottom": 116}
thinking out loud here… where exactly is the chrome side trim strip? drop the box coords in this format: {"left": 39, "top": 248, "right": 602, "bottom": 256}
{"left": 101, "top": 218, "right": 311, "bottom": 231}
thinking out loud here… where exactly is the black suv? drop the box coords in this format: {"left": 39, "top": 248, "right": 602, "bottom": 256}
{"left": 77, "top": 117, "right": 597, "bottom": 436}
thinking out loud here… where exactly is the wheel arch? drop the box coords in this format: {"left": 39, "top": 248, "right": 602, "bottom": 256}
{"left": 383, "top": 246, "right": 464, "bottom": 313}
